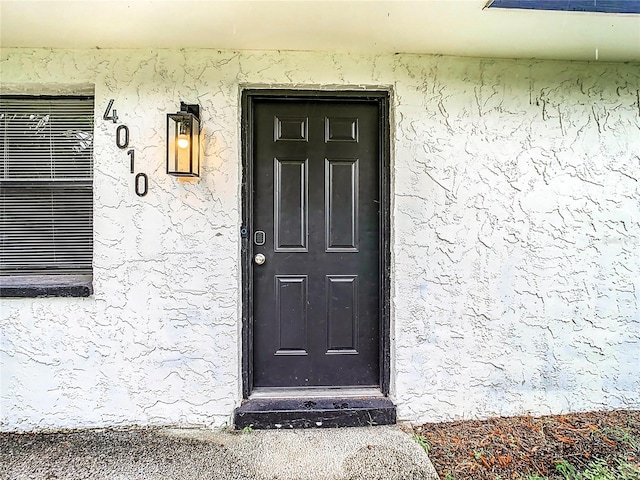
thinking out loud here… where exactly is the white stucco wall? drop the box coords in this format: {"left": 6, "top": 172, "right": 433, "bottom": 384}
{"left": 1, "top": 49, "right": 638, "bottom": 432}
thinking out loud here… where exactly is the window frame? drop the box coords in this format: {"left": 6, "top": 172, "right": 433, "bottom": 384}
{"left": 0, "top": 95, "right": 95, "bottom": 298}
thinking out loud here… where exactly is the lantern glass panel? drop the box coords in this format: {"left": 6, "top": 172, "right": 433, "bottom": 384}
{"left": 190, "top": 116, "right": 200, "bottom": 176}
{"left": 167, "top": 113, "right": 199, "bottom": 177}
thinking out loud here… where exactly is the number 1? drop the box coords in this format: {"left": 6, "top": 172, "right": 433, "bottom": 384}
{"left": 128, "top": 149, "right": 135, "bottom": 173}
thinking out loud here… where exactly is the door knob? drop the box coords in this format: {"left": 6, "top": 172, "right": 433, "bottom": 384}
{"left": 254, "top": 253, "right": 266, "bottom": 265}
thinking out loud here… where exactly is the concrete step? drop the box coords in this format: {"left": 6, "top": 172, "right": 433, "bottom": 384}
{"left": 234, "top": 397, "right": 396, "bottom": 429}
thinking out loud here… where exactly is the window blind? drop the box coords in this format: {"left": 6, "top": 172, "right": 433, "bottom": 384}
{"left": 0, "top": 96, "right": 94, "bottom": 275}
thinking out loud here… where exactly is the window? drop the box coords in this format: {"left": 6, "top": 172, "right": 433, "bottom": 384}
{"left": 487, "top": 0, "right": 640, "bottom": 14}
{"left": 0, "top": 96, "right": 94, "bottom": 297}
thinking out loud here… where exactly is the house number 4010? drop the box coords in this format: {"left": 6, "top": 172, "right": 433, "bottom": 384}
{"left": 103, "top": 99, "right": 148, "bottom": 197}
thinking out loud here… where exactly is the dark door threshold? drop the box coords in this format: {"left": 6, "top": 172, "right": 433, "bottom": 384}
{"left": 234, "top": 397, "right": 396, "bottom": 430}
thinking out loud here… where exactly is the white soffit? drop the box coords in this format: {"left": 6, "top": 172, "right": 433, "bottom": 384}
{"left": 1, "top": 0, "right": 639, "bottom": 61}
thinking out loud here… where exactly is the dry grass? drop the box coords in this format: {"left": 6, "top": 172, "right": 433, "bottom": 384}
{"left": 413, "top": 410, "right": 640, "bottom": 480}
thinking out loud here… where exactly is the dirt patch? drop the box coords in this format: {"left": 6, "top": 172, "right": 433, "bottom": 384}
{"left": 414, "top": 409, "right": 640, "bottom": 479}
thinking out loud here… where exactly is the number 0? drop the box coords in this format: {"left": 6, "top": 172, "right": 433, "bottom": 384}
{"left": 135, "top": 173, "right": 148, "bottom": 197}
{"left": 116, "top": 125, "right": 129, "bottom": 149}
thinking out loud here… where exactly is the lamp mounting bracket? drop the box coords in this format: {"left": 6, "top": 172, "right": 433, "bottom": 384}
{"left": 180, "top": 102, "right": 200, "bottom": 120}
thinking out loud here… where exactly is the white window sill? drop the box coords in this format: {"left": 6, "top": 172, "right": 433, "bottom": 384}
{"left": 0, "top": 274, "right": 93, "bottom": 298}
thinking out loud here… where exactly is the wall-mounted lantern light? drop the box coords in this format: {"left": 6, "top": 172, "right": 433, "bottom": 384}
{"left": 167, "top": 102, "right": 200, "bottom": 177}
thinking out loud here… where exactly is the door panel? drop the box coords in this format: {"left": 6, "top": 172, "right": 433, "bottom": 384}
{"left": 326, "top": 275, "right": 359, "bottom": 353}
{"left": 253, "top": 99, "right": 380, "bottom": 388}
{"left": 275, "top": 275, "right": 308, "bottom": 354}
{"left": 274, "top": 158, "right": 308, "bottom": 251}
{"left": 326, "top": 158, "right": 359, "bottom": 251}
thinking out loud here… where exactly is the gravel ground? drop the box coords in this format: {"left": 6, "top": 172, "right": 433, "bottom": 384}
{"left": 0, "top": 425, "right": 438, "bottom": 480}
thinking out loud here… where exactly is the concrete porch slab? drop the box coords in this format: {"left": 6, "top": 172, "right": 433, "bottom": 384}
{"left": 0, "top": 425, "right": 438, "bottom": 480}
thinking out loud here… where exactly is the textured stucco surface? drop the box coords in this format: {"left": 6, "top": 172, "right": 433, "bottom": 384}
{"left": 1, "top": 49, "right": 639, "bottom": 432}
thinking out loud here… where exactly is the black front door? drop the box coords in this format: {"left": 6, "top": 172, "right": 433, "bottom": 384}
{"left": 250, "top": 96, "right": 382, "bottom": 388}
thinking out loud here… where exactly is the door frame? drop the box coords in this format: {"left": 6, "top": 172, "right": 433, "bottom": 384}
{"left": 240, "top": 89, "right": 391, "bottom": 398}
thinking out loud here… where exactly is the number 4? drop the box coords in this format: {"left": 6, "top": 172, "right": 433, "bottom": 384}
{"left": 103, "top": 99, "right": 118, "bottom": 123}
